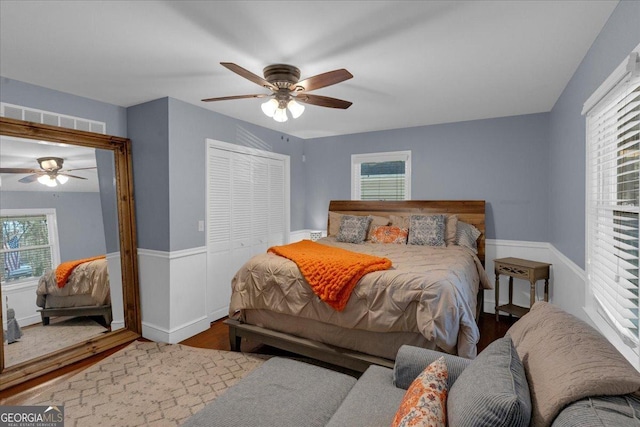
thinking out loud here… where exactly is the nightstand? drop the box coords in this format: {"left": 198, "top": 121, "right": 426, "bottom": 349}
{"left": 494, "top": 257, "right": 551, "bottom": 321}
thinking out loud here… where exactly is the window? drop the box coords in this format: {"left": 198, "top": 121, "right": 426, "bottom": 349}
{"left": 351, "top": 151, "right": 411, "bottom": 200}
{"left": 0, "top": 209, "right": 60, "bottom": 285}
{"left": 585, "top": 50, "right": 640, "bottom": 360}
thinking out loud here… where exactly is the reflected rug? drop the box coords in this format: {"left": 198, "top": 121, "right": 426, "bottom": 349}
{"left": 4, "top": 317, "right": 108, "bottom": 367}
{"left": 11, "top": 341, "right": 267, "bottom": 426}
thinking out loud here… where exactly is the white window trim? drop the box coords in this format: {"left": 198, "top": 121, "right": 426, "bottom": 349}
{"left": 583, "top": 43, "right": 640, "bottom": 369}
{"left": 0, "top": 208, "right": 60, "bottom": 289}
{"left": 351, "top": 150, "right": 412, "bottom": 200}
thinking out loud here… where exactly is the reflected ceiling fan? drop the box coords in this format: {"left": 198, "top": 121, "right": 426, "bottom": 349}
{"left": 0, "top": 157, "right": 95, "bottom": 187}
{"left": 202, "top": 62, "right": 353, "bottom": 122}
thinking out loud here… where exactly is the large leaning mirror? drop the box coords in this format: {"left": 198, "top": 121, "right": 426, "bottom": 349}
{"left": 0, "top": 117, "right": 141, "bottom": 391}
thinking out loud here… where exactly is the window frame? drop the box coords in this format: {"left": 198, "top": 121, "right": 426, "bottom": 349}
{"left": 584, "top": 45, "right": 640, "bottom": 368}
{"left": 0, "top": 208, "right": 60, "bottom": 288}
{"left": 351, "top": 150, "right": 412, "bottom": 201}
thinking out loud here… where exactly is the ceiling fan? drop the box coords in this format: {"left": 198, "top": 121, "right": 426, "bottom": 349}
{"left": 202, "top": 62, "right": 353, "bottom": 122}
{"left": 0, "top": 157, "right": 95, "bottom": 187}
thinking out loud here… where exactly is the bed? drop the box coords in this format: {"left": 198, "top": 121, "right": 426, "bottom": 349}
{"left": 36, "top": 257, "right": 112, "bottom": 328}
{"left": 226, "top": 200, "right": 491, "bottom": 371}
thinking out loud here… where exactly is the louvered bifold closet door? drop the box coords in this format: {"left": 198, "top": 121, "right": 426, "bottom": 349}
{"left": 268, "top": 158, "right": 286, "bottom": 246}
{"left": 206, "top": 142, "right": 289, "bottom": 321}
{"left": 252, "top": 157, "right": 270, "bottom": 255}
{"left": 206, "top": 148, "right": 233, "bottom": 319}
{"left": 587, "top": 69, "right": 640, "bottom": 353}
{"left": 230, "top": 153, "right": 254, "bottom": 278}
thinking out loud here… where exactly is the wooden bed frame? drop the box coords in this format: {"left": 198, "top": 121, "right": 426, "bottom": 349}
{"left": 227, "top": 200, "right": 486, "bottom": 372}
{"left": 38, "top": 304, "right": 113, "bottom": 329}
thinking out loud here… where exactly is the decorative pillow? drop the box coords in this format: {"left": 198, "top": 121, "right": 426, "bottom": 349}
{"left": 391, "top": 214, "right": 458, "bottom": 245}
{"left": 455, "top": 221, "right": 482, "bottom": 253}
{"left": 407, "top": 215, "right": 446, "bottom": 246}
{"left": 507, "top": 302, "right": 640, "bottom": 427}
{"left": 392, "top": 356, "right": 448, "bottom": 427}
{"left": 447, "top": 336, "right": 531, "bottom": 427}
{"left": 367, "top": 215, "right": 391, "bottom": 240}
{"left": 370, "top": 225, "right": 409, "bottom": 244}
{"left": 335, "top": 215, "right": 372, "bottom": 244}
{"left": 328, "top": 212, "right": 389, "bottom": 239}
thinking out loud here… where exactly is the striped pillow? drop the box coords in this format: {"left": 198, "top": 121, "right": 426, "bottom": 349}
{"left": 447, "top": 336, "right": 531, "bottom": 427}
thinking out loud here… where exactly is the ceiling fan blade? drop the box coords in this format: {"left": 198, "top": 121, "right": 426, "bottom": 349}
{"left": 295, "top": 94, "right": 353, "bottom": 109}
{"left": 293, "top": 69, "right": 353, "bottom": 92}
{"left": 59, "top": 173, "right": 87, "bottom": 180}
{"left": 62, "top": 167, "right": 97, "bottom": 172}
{"left": 0, "top": 167, "right": 40, "bottom": 174}
{"left": 18, "top": 174, "right": 41, "bottom": 183}
{"left": 201, "top": 94, "right": 270, "bottom": 102}
{"left": 220, "top": 62, "right": 276, "bottom": 90}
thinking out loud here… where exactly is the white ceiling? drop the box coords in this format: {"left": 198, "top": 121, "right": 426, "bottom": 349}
{"left": 0, "top": 1, "right": 618, "bottom": 139}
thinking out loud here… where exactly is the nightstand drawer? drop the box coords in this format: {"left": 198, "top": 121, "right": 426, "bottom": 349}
{"left": 495, "top": 263, "right": 530, "bottom": 280}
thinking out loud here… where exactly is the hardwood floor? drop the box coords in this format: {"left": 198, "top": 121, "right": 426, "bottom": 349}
{"left": 1, "top": 312, "right": 517, "bottom": 402}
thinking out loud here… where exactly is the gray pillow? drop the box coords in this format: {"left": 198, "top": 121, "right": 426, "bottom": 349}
{"left": 336, "top": 215, "right": 372, "bottom": 244}
{"left": 407, "top": 214, "right": 446, "bottom": 246}
{"left": 456, "top": 221, "right": 482, "bottom": 253}
{"left": 448, "top": 336, "right": 531, "bottom": 427}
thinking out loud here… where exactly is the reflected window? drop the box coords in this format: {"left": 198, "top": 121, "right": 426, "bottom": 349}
{"left": 0, "top": 209, "right": 60, "bottom": 284}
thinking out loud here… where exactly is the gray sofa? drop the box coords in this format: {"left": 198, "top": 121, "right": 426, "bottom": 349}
{"left": 184, "top": 302, "right": 640, "bottom": 427}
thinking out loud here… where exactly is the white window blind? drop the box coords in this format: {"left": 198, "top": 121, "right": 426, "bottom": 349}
{"left": 586, "top": 51, "right": 640, "bottom": 354}
{"left": 351, "top": 151, "right": 411, "bottom": 201}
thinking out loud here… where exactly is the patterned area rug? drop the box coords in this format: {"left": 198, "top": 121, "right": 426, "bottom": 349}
{"left": 12, "top": 341, "right": 267, "bottom": 426}
{"left": 4, "top": 317, "right": 108, "bottom": 367}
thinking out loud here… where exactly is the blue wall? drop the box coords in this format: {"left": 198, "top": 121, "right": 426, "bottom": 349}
{"left": 166, "top": 98, "right": 305, "bottom": 252}
{"left": 127, "top": 98, "right": 171, "bottom": 252}
{"left": 0, "top": 77, "right": 127, "bottom": 137}
{"left": 0, "top": 191, "right": 107, "bottom": 261}
{"left": 127, "top": 97, "right": 306, "bottom": 252}
{"left": 548, "top": 0, "right": 640, "bottom": 268}
{"left": 304, "top": 113, "right": 550, "bottom": 242}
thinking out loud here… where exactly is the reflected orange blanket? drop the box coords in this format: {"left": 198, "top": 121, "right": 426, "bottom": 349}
{"left": 267, "top": 240, "right": 392, "bottom": 311}
{"left": 56, "top": 255, "right": 106, "bottom": 288}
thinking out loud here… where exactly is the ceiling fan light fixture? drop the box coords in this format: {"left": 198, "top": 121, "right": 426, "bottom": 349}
{"left": 273, "top": 107, "right": 288, "bottom": 123}
{"left": 38, "top": 157, "right": 63, "bottom": 170}
{"left": 56, "top": 175, "right": 69, "bottom": 185}
{"left": 38, "top": 175, "right": 57, "bottom": 187}
{"left": 287, "top": 99, "right": 305, "bottom": 119}
{"left": 261, "top": 98, "right": 279, "bottom": 117}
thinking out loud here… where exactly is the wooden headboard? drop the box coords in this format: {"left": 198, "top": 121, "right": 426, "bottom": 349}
{"left": 327, "top": 200, "right": 486, "bottom": 264}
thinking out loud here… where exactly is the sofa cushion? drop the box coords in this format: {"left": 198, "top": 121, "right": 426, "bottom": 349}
{"left": 507, "top": 302, "right": 640, "bottom": 427}
{"left": 551, "top": 394, "right": 640, "bottom": 427}
{"left": 392, "top": 356, "right": 448, "bottom": 427}
{"left": 182, "top": 357, "right": 357, "bottom": 427}
{"left": 447, "top": 336, "right": 531, "bottom": 427}
{"left": 393, "top": 345, "right": 471, "bottom": 391}
{"left": 326, "top": 365, "right": 405, "bottom": 427}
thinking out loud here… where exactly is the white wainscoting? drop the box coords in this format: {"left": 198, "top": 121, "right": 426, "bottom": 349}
{"left": 483, "top": 239, "right": 591, "bottom": 326}
{"left": 138, "top": 247, "right": 209, "bottom": 344}
{"left": 136, "top": 235, "right": 592, "bottom": 345}
{"left": 1, "top": 279, "right": 40, "bottom": 328}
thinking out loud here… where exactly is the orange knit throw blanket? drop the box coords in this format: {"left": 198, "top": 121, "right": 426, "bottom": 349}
{"left": 267, "top": 240, "right": 392, "bottom": 311}
{"left": 56, "top": 255, "right": 106, "bottom": 288}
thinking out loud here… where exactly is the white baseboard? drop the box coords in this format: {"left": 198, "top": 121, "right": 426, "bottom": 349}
{"left": 142, "top": 316, "right": 210, "bottom": 344}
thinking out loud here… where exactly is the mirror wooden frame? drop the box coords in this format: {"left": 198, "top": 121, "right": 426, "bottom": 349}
{"left": 0, "top": 117, "right": 141, "bottom": 391}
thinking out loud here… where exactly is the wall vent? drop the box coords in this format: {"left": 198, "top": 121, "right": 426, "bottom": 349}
{"left": 0, "top": 103, "right": 106, "bottom": 134}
